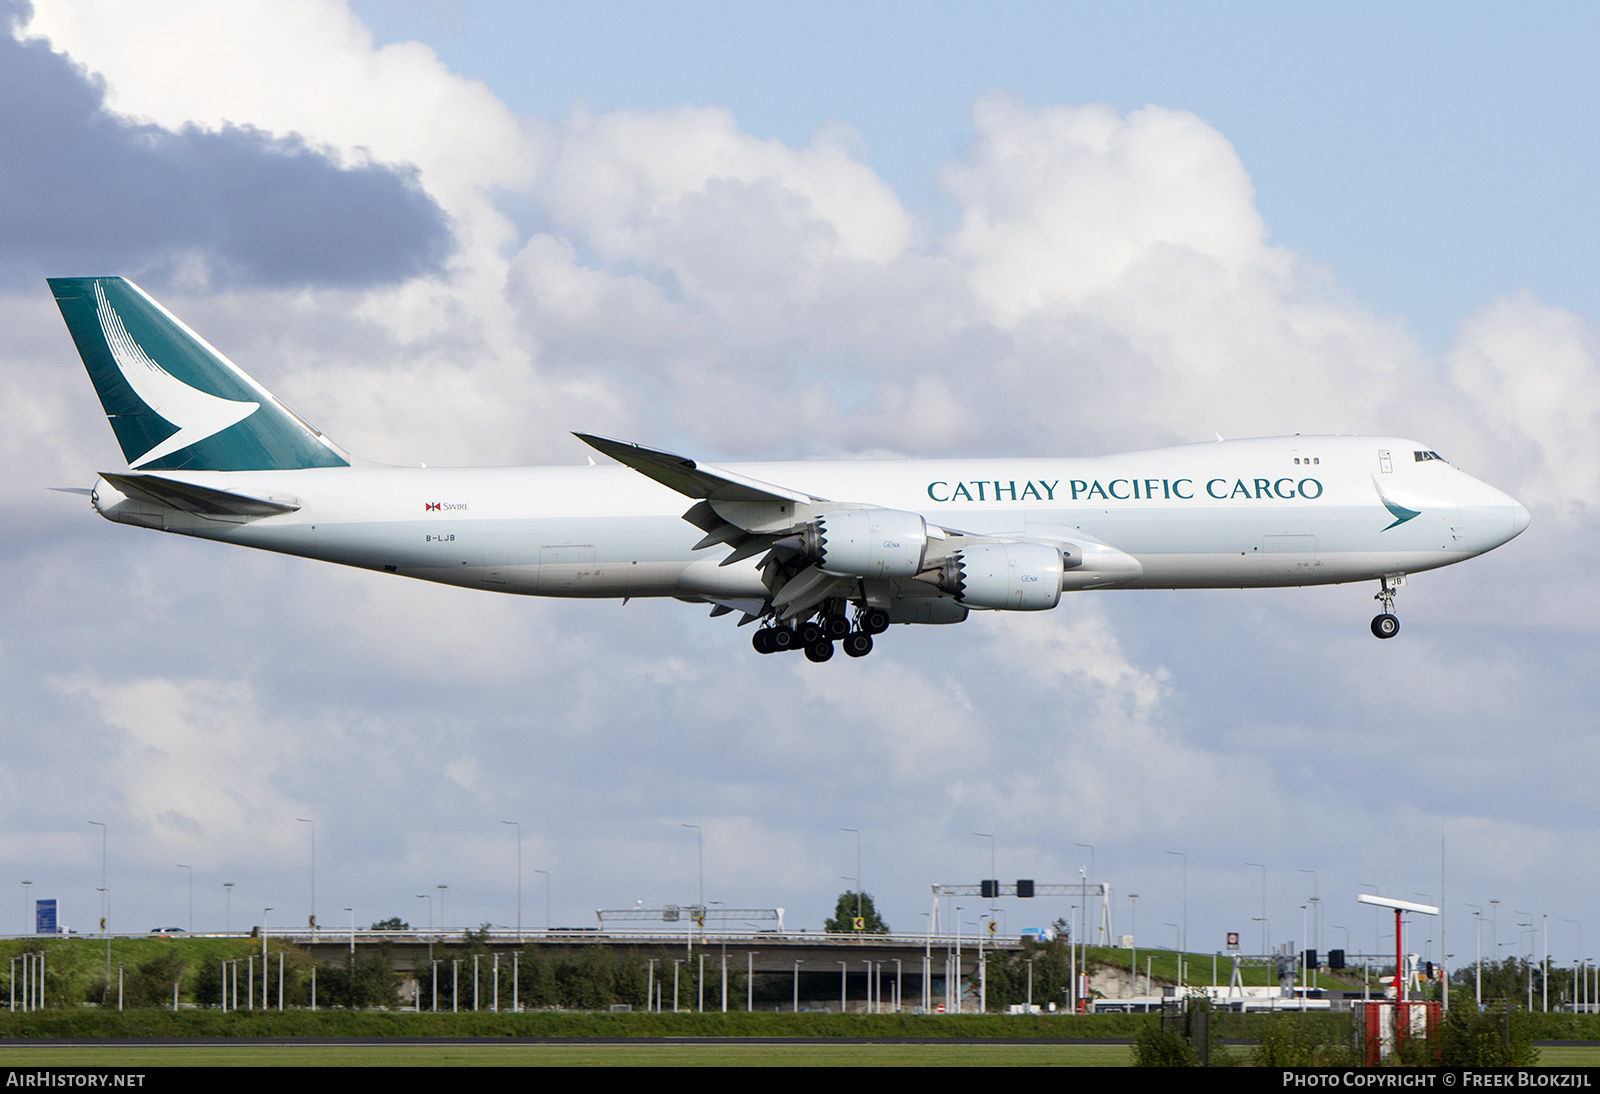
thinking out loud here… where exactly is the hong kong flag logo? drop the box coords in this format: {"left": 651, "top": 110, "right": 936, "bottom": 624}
{"left": 425, "top": 502, "right": 441, "bottom": 511}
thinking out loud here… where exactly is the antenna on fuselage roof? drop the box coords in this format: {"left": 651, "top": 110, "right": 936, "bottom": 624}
{"left": 1215, "top": 432, "right": 1225, "bottom": 442}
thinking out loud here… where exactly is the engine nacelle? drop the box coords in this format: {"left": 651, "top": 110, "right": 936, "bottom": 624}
{"left": 940, "top": 542, "right": 1063, "bottom": 611}
{"left": 779, "top": 508, "right": 929, "bottom": 579}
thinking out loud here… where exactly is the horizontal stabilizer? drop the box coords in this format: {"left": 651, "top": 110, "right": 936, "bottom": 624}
{"left": 100, "top": 472, "right": 299, "bottom": 521}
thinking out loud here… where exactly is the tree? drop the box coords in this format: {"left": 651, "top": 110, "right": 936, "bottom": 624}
{"left": 369, "top": 916, "right": 409, "bottom": 930}
{"left": 825, "top": 891, "right": 888, "bottom": 933}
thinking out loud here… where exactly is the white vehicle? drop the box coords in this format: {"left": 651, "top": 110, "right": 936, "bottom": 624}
{"left": 51, "top": 277, "right": 1530, "bottom": 661}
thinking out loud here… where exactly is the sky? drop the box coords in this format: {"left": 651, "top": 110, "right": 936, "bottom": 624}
{"left": 3, "top": 0, "right": 1597, "bottom": 971}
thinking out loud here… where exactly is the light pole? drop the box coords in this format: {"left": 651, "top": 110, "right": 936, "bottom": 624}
{"left": 841, "top": 828, "right": 861, "bottom": 924}
{"left": 1167, "top": 850, "right": 1187, "bottom": 955}
{"left": 89, "top": 820, "right": 108, "bottom": 988}
{"left": 1128, "top": 893, "right": 1140, "bottom": 999}
{"left": 682, "top": 824, "right": 703, "bottom": 910}
{"left": 223, "top": 883, "right": 234, "bottom": 933}
{"left": 417, "top": 895, "right": 435, "bottom": 998}
{"left": 21, "top": 880, "right": 31, "bottom": 935}
{"left": 1415, "top": 893, "right": 1435, "bottom": 967}
{"left": 261, "top": 908, "right": 273, "bottom": 1010}
{"left": 1246, "top": 862, "right": 1267, "bottom": 954}
{"left": 97, "top": 887, "right": 110, "bottom": 986}
{"left": 176, "top": 864, "right": 192, "bottom": 933}
{"left": 1565, "top": 920, "right": 1582, "bottom": 1014}
{"left": 1299, "top": 867, "right": 1320, "bottom": 971}
{"left": 502, "top": 821, "right": 522, "bottom": 941}
{"left": 297, "top": 818, "right": 315, "bottom": 930}
{"left": 1467, "top": 905, "right": 1483, "bottom": 1006}
{"left": 1516, "top": 911, "right": 1534, "bottom": 1010}
{"left": 1075, "top": 843, "right": 1096, "bottom": 942}
{"left": 437, "top": 885, "right": 448, "bottom": 934}
{"left": 975, "top": 832, "right": 996, "bottom": 921}
{"left": 1301, "top": 904, "right": 1309, "bottom": 1004}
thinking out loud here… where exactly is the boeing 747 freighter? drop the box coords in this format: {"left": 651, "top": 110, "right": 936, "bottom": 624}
{"left": 50, "top": 277, "right": 1530, "bottom": 661}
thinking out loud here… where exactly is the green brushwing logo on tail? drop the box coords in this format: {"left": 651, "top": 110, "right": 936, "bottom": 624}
{"left": 49, "top": 277, "right": 349, "bottom": 471}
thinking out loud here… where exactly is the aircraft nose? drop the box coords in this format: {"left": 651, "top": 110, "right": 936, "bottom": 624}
{"left": 1510, "top": 502, "right": 1531, "bottom": 539}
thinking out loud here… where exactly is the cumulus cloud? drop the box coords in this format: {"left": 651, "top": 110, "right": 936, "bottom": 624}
{"left": 0, "top": 3, "right": 451, "bottom": 288}
{"left": 51, "top": 674, "right": 309, "bottom": 849}
{"left": 1445, "top": 293, "right": 1600, "bottom": 514}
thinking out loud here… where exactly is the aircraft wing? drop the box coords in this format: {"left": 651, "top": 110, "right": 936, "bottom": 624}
{"left": 574, "top": 434, "right": 818, "bottom": 505}
{"left": 577, "top": 433, "right": 1136, "bottom": 620}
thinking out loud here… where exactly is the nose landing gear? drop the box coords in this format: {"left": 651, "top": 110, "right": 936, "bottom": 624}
{"left": 1370, "top": 574, "right": 1404, "bottom": 639}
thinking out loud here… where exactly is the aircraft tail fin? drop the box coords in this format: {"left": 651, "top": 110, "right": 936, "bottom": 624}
{"left": 48, "top": 277, "right": 350, "bottom": 471}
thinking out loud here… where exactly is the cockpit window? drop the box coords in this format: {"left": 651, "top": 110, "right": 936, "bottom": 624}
{"left": 1413, "top": 450, "right": 1448, "bottom": 463}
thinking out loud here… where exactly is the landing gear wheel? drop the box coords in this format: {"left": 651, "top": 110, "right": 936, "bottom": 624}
{"left": 822, "top": 613, "right": 852, "bottom": 640}
{"left": 769, "top": 626, "right": 797, "bottom": 652}
{"left": 804, "top": 640, "right": 835, "bottom": 663}
{"left": 860, "top": 608, "right": 890, "bottom": 635}
{"left": 753, "top": 629, "right": 775, "bottom": 654}
{"left": 1371, "top": 574, "right": 1404, "bottom": 640}
{"left": 842, "top": 631, "right": 874, "bottom": 658}
{"left": 797, "top": 620, "right": 824, "bottom": 646}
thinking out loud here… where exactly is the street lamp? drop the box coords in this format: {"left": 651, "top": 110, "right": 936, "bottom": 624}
{"left": 1299, "top": 867, "right": 1320, "bottom": 963}
{"left": 841, "top": 828, "right": 861, "bottom": 925}
{"left": 261, "top": 908, "right": 273, "bottom": 1010}
{"left": 176, "top": 864, "right": 192, "bottom": 933}
{"left": 1253, "top": 916, "right": 1270, "bottom": 956}
{"left": 1167, "top": 851, "right": 1187, "bottom": 955}
{"left": 682, "top": 824, "right": 703, "bottom": 909}
{"left": 1246, "top": 862, "right": 1267, "bottom": 954}
{"left": 502, "top": 821, "right": 522, "bottom": 941}
{"left": 1466, "top": 905, "right": 1483, "bottom": 1006}
{"left": 975, "top": 832, "right": 998, "bottom": 928}
{"left": 1075, "top": 843, "right": 1096, "bottom": 943}
{"left": 1128, "top": 893, "right": 1140, "bottom": 999}
{"left": 223, "top": 883, "right": 234, "bottom": 933}
{"left": 296, "top": 818, "right": 315, "bottom": 930}
{"left": 89, "top": 821, "right": 108, "bottom": 988}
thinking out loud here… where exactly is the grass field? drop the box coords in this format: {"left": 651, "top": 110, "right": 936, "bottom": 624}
{"left": 1532, "top": 1045, "right": 1600, "bottom": 1066}
{"left": 0, "top": 1042, "right": 1135, "bottom": 1067}
{"left": 5, "top": 1041, "right": 1598, "bottom": 1067}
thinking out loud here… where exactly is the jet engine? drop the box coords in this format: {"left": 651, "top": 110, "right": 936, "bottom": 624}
{"left": 934, "top": 542, "right": 1064, "bottom": 611}
{"left": 773, "top": 508, "right": 929, "bottom": 579}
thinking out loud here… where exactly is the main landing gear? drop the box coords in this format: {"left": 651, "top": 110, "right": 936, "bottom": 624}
{"left": 753, "top": 605, "right": 890, "bottom": 661}
{"left": 1370, "top": 574, "right": 1403, "bottom": 639}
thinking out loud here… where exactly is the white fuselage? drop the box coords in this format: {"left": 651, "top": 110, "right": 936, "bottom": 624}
{"left": 92, "top": 435, "right": 1529, "bottom": 604}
